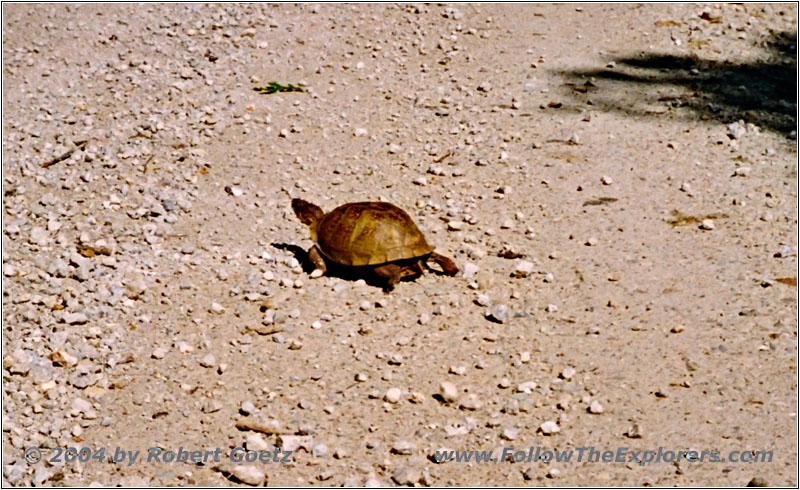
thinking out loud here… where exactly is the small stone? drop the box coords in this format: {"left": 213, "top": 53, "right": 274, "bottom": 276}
{"left": 63, "top": 312, "right": 88, "bottom": 325}
{"left": 276, "top": 435, "right": 313, "bottom": 452}
{"left": 240, "top": 401, "right": 257, "bottom": 416}
{"left": 391, "top": 440, "right": 416, "bottom": 455}
{"left": 498, "top": 377, "right": 511, "bottom": 389}
{"left": 547, "top": 467, "right": 562, "bottom": 479}
{"left": 210, "top": 302, "right": 224, "bottom": 314}
{"left": 700, "top": 219, "right": 715, "bottom": 230}
{"left": 312, "top": 443, "right": 328, "bottom": 457}
{"left": 522, "top": 466, "right": 537, "bottom": 480}
{"left": 204, "top": 400, "right": 222, "bottom": 413}
{"left": 459, "top": 395, "right": 482, "bottom": 411}
{"left": 72, "top": 397, "right": 93, "bottom": 414}
{"left": 485, "top": 304, "right": 509, "bottom": 323}
{"left": 231, "top": 465, "right": 265, "bottom": 486}
{"left": 310, "top": 269, "right": 323, "bottom": 278}
{"left": 226, "top": 186, "right": 244, "bottom": 197}
{"left": 439, "top": 381, "right": 458, "bottom": 403}
{"left": 601, "top": 175, "right": 613, "bottom": 185}
{"left": 246, "top": 433, "right": 270, "bottom": 451}
{"left": 152, "top": 347, "right": 167, "bottom": 359}
{"left": 49, "top": 350, "right": 78, "bottom": 367}
{"left": 475, "top": 294, "right": 491, "bottom": 307}
{"left": 585, "top": 236, "right": 598, "bottom": 246}
{"left": 461, "top": 262, "right": 480, "bottom": 279}
{"left": 354, "top": 128, "right": 368, "bottom": 137}
{"left": 385, "top": 388, "right": 402, "bottom": 404}
{"left": 517, "top": 381, "right": 537, "bottom": 393}
{"left": 546, "top": 304, "right": 558, "bottom": 313}
{"left": 561, "top": 366, "right": 576, "bottom": 379}
{"left": 392, "top": 467, "right": 420, "bottom": 486}
{"left": 520, "top": 352, "right": 531, "bottom": 363}
{"left": 200, "top": 354, "right": 216, "bottom": 368}
{"left": 513, "top": 260, "right": 535, "bottom": 278}
{"left": 727, "top": 121, "right": 746, "bottom": 139}
{"left": 449, "top": 365, "right": 467, "bottom": 375}
{"left": 500, "top": 219, "right": 514, "bottom": 229}
{"left": 500, "top": 426, "right": 519, "bottom": 440}
{"left": 747, "top": 476, "right": 769, "bottom": 487}
{"left": 589, "top": 400, "right": 604, "bottom": 414}
{"left": 625, "top": 423, "right": 642, "bottom": 439}
{"left": 447, "top": 220, "right": 463, "bottom": 231}
{"left": 540, "top": 420, "right": 561, "bottom": 435}
{"left": 733, "top": 166, "right": 751, "bottom": 177}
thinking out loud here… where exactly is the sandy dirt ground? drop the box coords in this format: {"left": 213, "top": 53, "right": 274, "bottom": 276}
{"left": 2, "top": 3, "right": 797, "bottom": 487}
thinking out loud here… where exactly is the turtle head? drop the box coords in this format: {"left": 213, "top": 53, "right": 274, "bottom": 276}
{"left": 291, "top": 199, "right": 325, "bottom": 239}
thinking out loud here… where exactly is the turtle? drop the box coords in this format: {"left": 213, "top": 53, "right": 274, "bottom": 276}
{"left": 291, "top": 198, "right": 459, "bottom": 288}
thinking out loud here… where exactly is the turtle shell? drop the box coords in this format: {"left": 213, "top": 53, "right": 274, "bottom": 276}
{"left": 315, "top": 202, "right": 433, "bottom": 266}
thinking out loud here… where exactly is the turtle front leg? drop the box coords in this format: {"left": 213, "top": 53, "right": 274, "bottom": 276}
{"left": 308, "top": 245, "right": 327, "bottom": 277}
{"left": 426, "top": 252, "right": 459, "bottom": 276}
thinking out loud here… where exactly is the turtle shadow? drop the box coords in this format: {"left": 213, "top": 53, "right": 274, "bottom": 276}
{"left": 270, "top": 242, "right": 396, "bottom": 290}
{"left": 271, "top": 242, "right": 316, "bottom": 273}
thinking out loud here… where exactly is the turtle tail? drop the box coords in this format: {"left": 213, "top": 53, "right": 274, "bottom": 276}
{"left": 291, "top": 199, "right": 324, "bottom": 227}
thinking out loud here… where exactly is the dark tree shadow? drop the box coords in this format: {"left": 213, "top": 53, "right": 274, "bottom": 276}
{"left": 557, "top": 31, "right": 796, "bottom": 136}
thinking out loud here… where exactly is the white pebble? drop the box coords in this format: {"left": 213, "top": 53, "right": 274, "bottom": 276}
{"left": 439, "top": 381, "right": 458, "bottom": 403}
{"left": 384, "top": 388, "right": 402, "bottom": 404}
{"left": 461, "top": 262, "right": 480, "bottom": 279}
{"left": 312, "top": 443, "right": 328, "bottom": 457}
{"left": 700, "top": 219, "right": 715, "bottom": 230}
{"left": 231, "top": 465, "right": 265, "bottom": 486}
{"left": 200, "top": 354, "right": 215, "bottom": 368}
{"left": 514, "top": 260, "right": 535, "bottom": 277}
{"left": 733, "top": 166, "right": 751, "bottom": 177}
{"left": 246, "top": 433, "right": 269, "bottom": 451}
{"left": 589, "top": 400, "right": 604, "bottom": 414}
{"left": 540, "top": 420, "right": 561, "bottom": 435}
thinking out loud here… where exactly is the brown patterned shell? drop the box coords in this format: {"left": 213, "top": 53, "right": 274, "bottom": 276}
{"left": 315, "top": 202, "right": 433, "bottom": 266}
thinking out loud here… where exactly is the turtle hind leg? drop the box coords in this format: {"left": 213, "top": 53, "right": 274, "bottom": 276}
{"left": 308, "top": 245, "right": 327, "bottom": 276}
{"left": 427, "top": 252, "right": 459, "bottom": 276}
